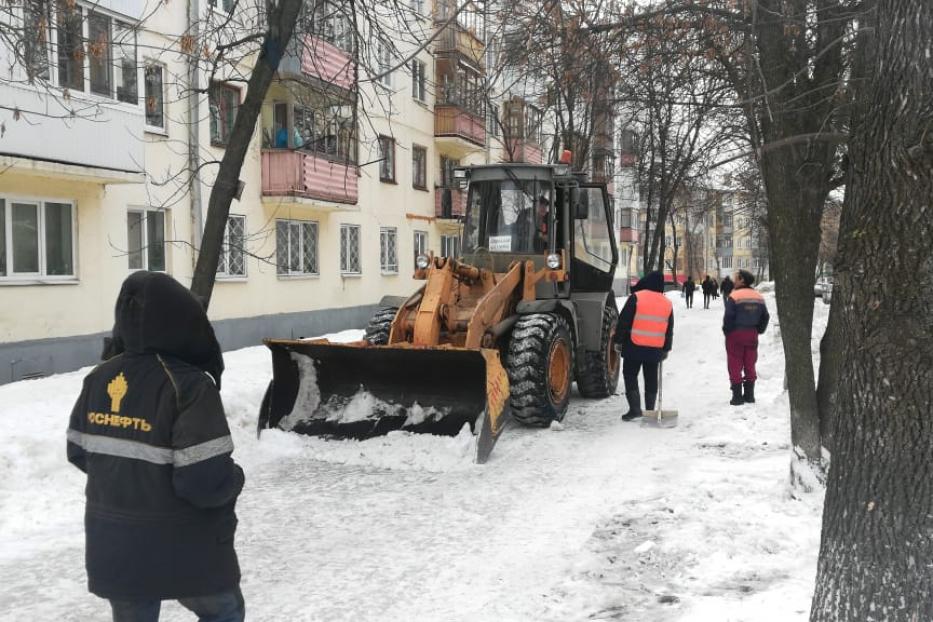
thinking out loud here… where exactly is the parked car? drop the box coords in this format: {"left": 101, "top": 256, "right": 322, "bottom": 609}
{"left": 814, "top": 277, "right": 832, "bottom": 297}
{"left": 821, "top": 280, "right": 834, "bottom": 304}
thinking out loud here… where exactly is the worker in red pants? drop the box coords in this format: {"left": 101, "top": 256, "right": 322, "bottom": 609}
{"left": 722, "top": 270, "right": 770, "bottom": 405}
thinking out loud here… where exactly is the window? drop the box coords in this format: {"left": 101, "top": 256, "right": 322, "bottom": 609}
{"left": 340, "top": 224, "right": 361, "bottom": 274}
{"left": 210, "top": 82, "right": 240, "bottom": 147}
{"left": 488, "top": 104, "right": 500, "bottom": 138}
{"left": 144, "top": 63, "right": 165, "bottom": 130}
{"left": 411, "top": 59, "right": 426, "bottom": 101}
{"left": 723, "top": 256, "right": 732, "bottom": 269}
{"left": 440, "top": 156, "right": 460, "bottom": 188}
{"left": 114, "top": 22, "right": 137, "bottom": 104}
{"left": 276, "top": 219, "right": 318, "bottom": 276}
{"left": 56, "top": 1, "right": 84, "bottom": 91}
{"left": 303, "top": 0, "right": 352, "bottom": 51}
{"left": 573, "top": 187, "right": 615, "bottom": 272}
{"left": 0, "top": 197, "right": 75, "bottom": 279}
{"left": 127, "top": 209, "right": 166, "bottom": 271}
{"left": 23, "top": 0, "right": 51, "bottom": 82}
{"left": 723, "top": 214, "right": 733, "bottom": 227}
{"left": 217, "top": 215, "right": 246, "bottom": 277}
{"left": 209, "top": 0, "right": 235, "bottom": 12}
{"left": 380, "top": 227, "right": 398, "bottom": 274}
{"left": 88, "top": 12, "right": 112, "bottom": 96}
{"left": 441, "top": 235, "right": 460, "bottom": 258}
{"left": 377, "top": 39, "right": 392, "bottom": 87}
{"left": 412, "top": 145, "right": 427, "bottom": 189}
{"left": 378, "top": 136, "right": 395, "bottom": 182}
{"left": 413, "top": 230, "right": 427, "bottom": 269}
{"left": 410, "top": 0, "right": 425, "bottom": 13}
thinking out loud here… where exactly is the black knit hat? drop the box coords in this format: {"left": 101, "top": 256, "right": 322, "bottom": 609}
{"left": 738, "top": 270, "right": 756, "bottom": 287}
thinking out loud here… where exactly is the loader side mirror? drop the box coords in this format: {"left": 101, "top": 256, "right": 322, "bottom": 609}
{"left": 572, "top": 188, "right": 587, "bottom": 219}
{"left": 441, "top": 188, "right": 453, "bottom": 219}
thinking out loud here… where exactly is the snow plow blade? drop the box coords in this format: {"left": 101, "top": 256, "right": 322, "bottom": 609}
{"left": 257, "top": 339, "right": 511, "bottom": 464}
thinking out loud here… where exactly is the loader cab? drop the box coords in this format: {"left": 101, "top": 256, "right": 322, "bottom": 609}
{"left": 457, "top": 164, "right": 617, "bottom": 295}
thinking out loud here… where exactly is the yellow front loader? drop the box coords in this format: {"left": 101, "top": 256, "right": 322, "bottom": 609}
{"left": 258, "top": 163, "right": 621, "bottom": 463}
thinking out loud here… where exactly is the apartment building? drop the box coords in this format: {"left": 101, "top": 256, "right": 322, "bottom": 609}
{"left": 0, "top": 0, "right": 497, "bottom": 383}
{"left": 715, "top": 189, "right": 769, "bottom": 281}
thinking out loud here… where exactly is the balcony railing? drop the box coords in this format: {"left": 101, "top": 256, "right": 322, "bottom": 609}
{"left": 435, "top": 187, "right": 467, "bottom": 218}
{"left": 434, "top": 24, "right": 485, "bottom": 67}
{"left": 435, "top": 105, "right": 486, "bottom": 146}
{"left": 505, "top": 138, "right": 543, "bottom": 164}
{"left": 620, "top": 228, "right": 639, "bottom": 243}
{"left": 261, "top": 149, "right": 358, "bottom": 205}
{"left": 280, "top": 34, "right": 355, "bottom": 91}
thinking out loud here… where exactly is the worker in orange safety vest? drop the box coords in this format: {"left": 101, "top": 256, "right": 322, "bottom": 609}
{"left": 613, "top": 271, "right": 674, "bottom": 421}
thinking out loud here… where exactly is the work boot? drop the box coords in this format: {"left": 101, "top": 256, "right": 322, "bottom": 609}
{"left": 644, "top": 393, "right": 657, "bottom": 411}
{"left": 743, "top": 381, "right": 756, "bottom": 404}
{"left": 621, "top": 390, "right": 642, "bottom": 421}
{"left": 730, "top": 384, "right": 744, "bottom": 406}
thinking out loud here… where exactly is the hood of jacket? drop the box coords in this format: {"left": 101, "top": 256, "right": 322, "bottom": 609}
{"left": 110, "top": 272, "right": 224, "bottom": 388}
{"left": 633, "top": 271, "right": 665, "bottom": 293}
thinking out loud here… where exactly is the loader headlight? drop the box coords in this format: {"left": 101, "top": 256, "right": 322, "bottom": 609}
{"left": 546, "top": 253, "right": 561, "bottom": 270}
{"left": 416, "top": 254, "right": 431, "bottom": 269}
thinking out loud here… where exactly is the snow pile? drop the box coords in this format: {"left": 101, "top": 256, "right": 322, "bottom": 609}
{"left": 0, "top": 293, "right": 833, "bottom": 621}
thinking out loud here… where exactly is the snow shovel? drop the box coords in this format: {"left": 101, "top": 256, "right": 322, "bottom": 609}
{"left": 641, "top": 362, "right": 678, "bottom": 428}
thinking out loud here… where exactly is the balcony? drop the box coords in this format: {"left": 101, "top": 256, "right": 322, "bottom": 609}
{"left": 435, "top": 187, "right": 467, "bottom": 219}
{"left": 505, "top": 138, "right": 544, "bottom": 164}
{"left": 261, "top": 150, "right": 358, "bottom": 207}
{"left": 279, "top": 34, "right": 355, "bottom": 91}
{"left": 434, "top": 24, "right": 485, "bottom": 67}
{"left": 620, "top": 228, "right": 639, "bottom": 243}
{"left": 435, "top": 106, "right": 486, "bottom": 151}
{"left": 0, "top": 82, "right": 144, "bottom": 181}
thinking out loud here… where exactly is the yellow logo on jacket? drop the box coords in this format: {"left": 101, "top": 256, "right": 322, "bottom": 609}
{"left": 107, "top": 373, "right": 128, "bottom": 413}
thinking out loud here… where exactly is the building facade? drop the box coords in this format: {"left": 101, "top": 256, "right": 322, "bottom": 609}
{"left": 0, "top": 0, "right": 513, "bottom": 383}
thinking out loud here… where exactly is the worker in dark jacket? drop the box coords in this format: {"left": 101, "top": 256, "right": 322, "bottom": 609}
{"left": 682, "top": 276, "right": 696, "bottom": 308}
{"left": 723, "top": 269, "right": 770, "bottom": 406}
{"left": 614, "top": 271, "right": 674, "bottom": 421}
{"left": 701, "top": 275, "right": 713, "bottom": 309}
{"left": 67, "top": 272, "right": 245, "bottom": 622}
{"left": 720, "top": 275, "right": 735, "bottom": 299}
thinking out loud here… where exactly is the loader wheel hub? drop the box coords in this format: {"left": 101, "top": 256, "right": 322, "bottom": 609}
{"left": 548, "top": 338, "right": 571, "bottom": 403}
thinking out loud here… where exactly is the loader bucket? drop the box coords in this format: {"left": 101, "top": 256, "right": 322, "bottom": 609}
{"left": 257, "top": 339, "right": 512, "bottom": 464}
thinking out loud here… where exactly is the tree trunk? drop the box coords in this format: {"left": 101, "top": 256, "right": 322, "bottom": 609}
{"left": 810, "top": 0, "right": 933, "bottom": 617}
{"left": 190, "top": 0, "right": 304, "bottom": 308}
{"left": 761, "top": 151, "right": 824, "bottom": 461}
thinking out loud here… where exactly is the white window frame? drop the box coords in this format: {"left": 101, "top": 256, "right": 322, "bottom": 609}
{"left": 441, "top": 234, "right": 460, "bottom": 258}
{"left": 143, "top": 60, "right": 167, "bottom": 134}
{"left": 276, "top": 218, "right": 319, "bottom": 277}
{"left": 380, "top": 227, "right": 398, "bottom": 275}
{"left": 411, "top": 59, "right": 426, "bottom": 102}
{"left": 340, "top": 223, "right": 362, "bottom": 275}
{"left": 0, "top": 195, "right": 77, "bottom": 283}
{"left": 410, "top": 0, "right": 425, "bottom": 14}
{"left": 376, "top": 39, "right": 392, "bottom": 88}
{"left": 216, "top": 214, "right": 247, "bottom": 279}
{"left": 413, "top": 230, "right": 427, "bottom": 269}
{"left": 126, "top": 207, "right": 167, "bottom": 272}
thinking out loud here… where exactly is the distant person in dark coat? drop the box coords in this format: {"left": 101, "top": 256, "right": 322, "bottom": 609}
{"left": 701, "top": 275, "right": 714, "bottom": 309}
{"left": 723, "top": 269, "right": 770, "bottom": 406}
{"left": 614, "top": 271, "right": 674, "bottom": 421}
{"left": 720, "top": 275, "right": 735, "bottom": 299}
{"left": 67, "top": 272, "right": 245, "bottom": 622}
{"left": 682, "top": 276, "right": 696, "bottom": 308}
{"left": 712, "top": 278, "right": 720, "bottom": 299}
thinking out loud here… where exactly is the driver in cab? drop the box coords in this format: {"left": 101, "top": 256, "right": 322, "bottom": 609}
{"left": 534, "top": 195, "right": 550, "bottom": 253}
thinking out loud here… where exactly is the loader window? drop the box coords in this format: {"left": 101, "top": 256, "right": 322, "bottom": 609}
{"left": 464, "top": 179, "right": 552, "bottom": 254}
{"left": 574, "top": 187, "right": 614, "bottom": 272}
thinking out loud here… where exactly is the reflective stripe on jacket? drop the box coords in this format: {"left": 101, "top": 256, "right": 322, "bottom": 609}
{"left": 723, "top": 286, "right": 771, "bottom": 335}
{"left": 631, "top": 290, "right": 673, "bottom": 348}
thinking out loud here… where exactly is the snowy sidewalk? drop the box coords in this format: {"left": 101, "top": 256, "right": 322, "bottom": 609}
{"left": 0, "top": 293, "right": 827, "bottom": 621}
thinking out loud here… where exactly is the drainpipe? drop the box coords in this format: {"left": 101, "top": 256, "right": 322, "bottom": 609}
{"left": 187, "top": 0, "right": 203, "bottom": 273}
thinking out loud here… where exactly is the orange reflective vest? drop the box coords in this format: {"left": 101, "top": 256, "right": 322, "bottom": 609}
{"left": 631, "top": 290, "right": 673, "bottom": 348}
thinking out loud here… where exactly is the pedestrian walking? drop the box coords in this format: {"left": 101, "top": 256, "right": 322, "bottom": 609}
{"left": 67, "top": 272, "right": 246, "bottom": 622}
{"left": 614, "top": 271, "right": 674, "bottom": 421}
{"left": 712, "top": 278, "right": 720, "bottom": 299}
{"left": 723, "top": 269, "right": 770, "bottom": 406}
{"left": 701, "top": 275, "right": 713, "bottom": 309}
{"left": 720, "top": 275, "right": 735, "bottom": 299}
{"left": 682, "top": 276, "right": 696, "bottom": 308}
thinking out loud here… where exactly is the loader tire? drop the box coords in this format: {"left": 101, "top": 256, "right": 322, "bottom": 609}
{"left": 507, "top": 313, "right": 573, "bottom": 426}
{"left": 576, "top": 303, "right": 621, "bottom": 398}
{"left": 364, "top": 307, "right": 398, "bottom": 345}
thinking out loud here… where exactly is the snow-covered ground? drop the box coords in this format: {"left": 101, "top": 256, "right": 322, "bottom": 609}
{"left": 0, "top": 292, "right": 830, "bottom": 621}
